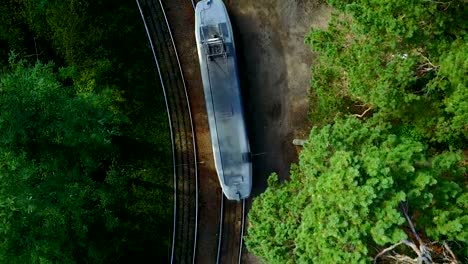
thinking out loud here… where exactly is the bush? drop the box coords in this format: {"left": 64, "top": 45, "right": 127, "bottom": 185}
{"left": 247, "top": 0, "right": 467, "bottom": 262}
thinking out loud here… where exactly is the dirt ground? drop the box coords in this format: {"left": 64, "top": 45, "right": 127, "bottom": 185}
{"left": 225, "top": 0, "right": 331, "bottom": 190}
{"left": 222, "top": 0, "right": 331, "bottom": 262}
{"left": 223, "top": 0, "right": 331, "bottom": 189}
{"left": 162, "top": 0, "right": 331, "bottom": 262}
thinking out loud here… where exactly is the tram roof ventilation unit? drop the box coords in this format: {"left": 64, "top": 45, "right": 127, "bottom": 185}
{"left": 205, "top": 37, "right": 226, "bottom": 60}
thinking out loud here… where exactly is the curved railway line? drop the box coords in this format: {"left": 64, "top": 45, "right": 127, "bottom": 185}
{"left": 191, "top": 3, "right": 247, "bottom": 262}
{"left": 136, "top": 0, "right": 198, "bottom": 263}
{"left": 137, "top": 0, "right": 247, "bottom": 262}
{"left": 191, "top": 1, "right": 247, "bottom": 263}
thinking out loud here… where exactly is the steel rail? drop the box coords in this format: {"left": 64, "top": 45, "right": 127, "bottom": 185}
{"left": 238, "top": 199, "right": 246, "bottom": 264}
{"left": 216, "top": 191, "right": 225, "bottom": 264}
{"left": 157, "top": 1, "right": 199, "bottom": 263}
{"left": 151, "top": 0, "right": 197, "bottom": 261}
{"left": 136, "top": 0, "right": 199, "bottom": 262}
{"left": 147, "top": 1, "right": 187, "bottom": 261}
{"left": 216, "top": 196, "right": 246, "bottom": 264}
{"left": 135, "top": 0, "right": 178, "bottom": 261}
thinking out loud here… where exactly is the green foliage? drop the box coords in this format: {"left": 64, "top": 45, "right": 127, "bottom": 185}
{"left": 0, "top": 60, "right": 117, "bottom": 262}
{"left": 246, "top": 118, "right": 467, "bottom": 263}
{"left": 434, "top": 40, "right": 468, "bottom": 139}
{"left": 0, "top": 58, "right": 172, "bottom": 263}
{"left": 247, "top": 0, "right": 467, "bottom": 263}
{"left": 306, "top": 0, "right": 467, "bottom": 145}
{"left": 0, "top": 0, "right": 173, "bottom": 262}
{"left": 247, "top": 173, "right": 305, "bottom": 264}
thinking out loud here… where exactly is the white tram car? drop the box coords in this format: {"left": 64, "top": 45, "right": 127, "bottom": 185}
{"left": 195, "top": 0, "right": 252, "bottom": 200}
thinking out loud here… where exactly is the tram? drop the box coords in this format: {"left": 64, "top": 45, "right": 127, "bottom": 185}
{"left": 195, "top": 0, "right": 252, "bottom": 200}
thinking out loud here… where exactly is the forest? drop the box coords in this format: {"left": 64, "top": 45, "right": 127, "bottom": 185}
{"left": 245, "top": 0, "right": 467, "bottom": 263}
{"left": 1, "top": 0, "right": 466, "bottom": 263}
{"left": 0, "top": 0, "right": 172, "bottom": 262}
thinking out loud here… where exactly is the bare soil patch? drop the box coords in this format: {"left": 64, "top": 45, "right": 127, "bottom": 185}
{"left": 224, "top": 0, "right": 331, "bottom": 189}
{"left": 223, "top": 0, "right": 331, "bottom": 262}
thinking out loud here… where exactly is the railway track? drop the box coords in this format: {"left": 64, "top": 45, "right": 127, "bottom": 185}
{"left": 217, "top": 197, "right": 246, "bottom": 264}
{"left": 137, "top": 0, "right": 247, "bottom": 262}
{"left": 189, "top": 2, "right": 247, "bottom": 263}
{"left": 136, "top": 0, "right": 198, "bottom": 263}
{"left": 189, "top": 1, "right": 247, "bottom": 263}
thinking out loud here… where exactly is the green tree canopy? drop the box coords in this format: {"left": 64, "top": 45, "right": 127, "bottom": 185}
{"left": 246, "top": 0, "right": 467, "bottom": 263}
{"left": 0, "top": 0, "right": 173, "bottom": 261}
{"left": 0, "top": 45, "right": 170, "bottom": 264}
{"left": 246, "top": 118, "right": 467, "bottom": 263}
{"left": 307, "top": 0, "right": 467, "bottom": 145}
{"left": 0, "top": 59, "right": 121, "bottom": 262}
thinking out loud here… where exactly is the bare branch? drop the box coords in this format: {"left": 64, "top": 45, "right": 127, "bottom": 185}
{"left": 353, "top": 106, "right": 372, "bottom": 118}
{"left": 416, "top": 49, "right": 439, "bottom": 69}
{"left": 443, "top": 242, "right": 459, "bottom": 264}
{"left": 374, "top": 240, "right": 406, "bottom": 263}
{"left": 388, "top": 254, "right": 418, "bottom": 263}
{"left": 403, "top": 239, "right": 422, "bottom": 256}
{"left": 422, "top": 0, "right": 453, "bottom": 10}
{"left": 376, "top": 203, "right": 460, "bottom": 264}
{"left": 401, "top": 202, "right": 423, "bottom": 245}
{"left": 374, "top": 239, "right": 424, "bottom": 264}
{"left": 400, "top": 202, "right": 433, "bottom": 264}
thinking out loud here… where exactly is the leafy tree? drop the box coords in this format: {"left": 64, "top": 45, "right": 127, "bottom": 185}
{"left": 0, "top": 58, "right": 119, "bottom": 262}
{"left": 246, "top": 117, "right": 467, "bottom": 263}
{"left": 306, "top": 0, "right": 467, "bottom": 145}
{"left": 0, "top": 0, "right": 174, "bottom": 260}
{"left": 247, "top": 0, "right": 467, "bottom": 263}
{"left": 0, "top": 58, "right": 171, "bottom": 263}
